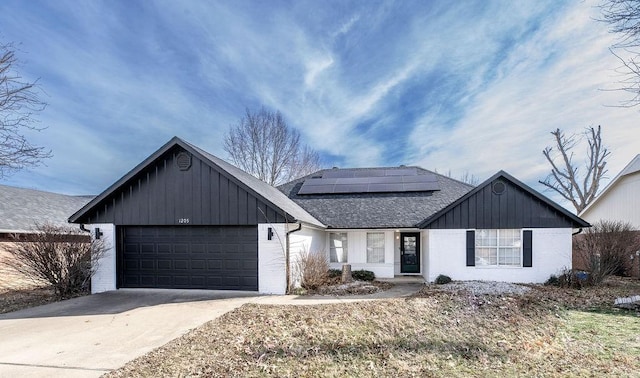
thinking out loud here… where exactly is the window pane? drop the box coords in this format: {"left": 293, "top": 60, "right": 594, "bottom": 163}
{"left": 498, "top": 247, "right": 521, "bottom": 266}
{"left": 329, "top": 233, "right": 348, "bottom": 263}
{"left": 367, "top": 233, "right": 385, "bottom": 263}
{"left": 476, "top": 229, "right": 497, "bottom": 247}
{"left": 476, "top": 247, "right": 497, "bottom": 266}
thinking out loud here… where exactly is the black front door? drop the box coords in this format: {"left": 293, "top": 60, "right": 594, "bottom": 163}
{"left": 400, "top": 233, "right": 420, "bottom": 273}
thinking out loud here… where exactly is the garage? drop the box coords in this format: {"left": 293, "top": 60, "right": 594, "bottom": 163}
{"left": 120, "top": 226, "right": 258, "bottom": 291}
{"left": 68, "top": 138, "right": 326, "bottom": 294}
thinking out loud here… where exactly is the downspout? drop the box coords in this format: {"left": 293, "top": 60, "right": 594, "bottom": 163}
{"left": 572, "top": 228, "right": 583, "bottom": 236}
{"left": 79, "top": 224, "right": 91, "bottom": 234}
{"left": 285, "top": 222, "right": 303, "bottom": 294}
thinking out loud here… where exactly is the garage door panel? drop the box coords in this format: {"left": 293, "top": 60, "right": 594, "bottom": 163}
{"left": 157, "top": 244, "right": 172, "bottom": 254}
{"left": 121, "top": 226, "right": 258, "bottom": 291}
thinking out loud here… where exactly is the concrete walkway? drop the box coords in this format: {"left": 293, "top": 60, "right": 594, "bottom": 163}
{"left": 0, "top": 283, "right": 424, "bottom": 377}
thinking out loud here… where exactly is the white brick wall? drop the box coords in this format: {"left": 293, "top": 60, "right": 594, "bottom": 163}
{"left": 425, "top": 228, "right": 572, "bottom": 283}
{"left": 90, "top": 223, "right": 117, "bottom": 294}
{"left": 326, "top": 230, "right": 395, "bottom": 278}
{"left": 257, "top": 223, "right": 287, "bottom": 294}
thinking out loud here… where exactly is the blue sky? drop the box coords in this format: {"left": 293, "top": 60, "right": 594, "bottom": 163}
{"left": 0, "top": 0, "right": 638, "bottom": 210}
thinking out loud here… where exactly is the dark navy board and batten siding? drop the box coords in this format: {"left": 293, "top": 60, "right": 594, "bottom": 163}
{"left": 73, "top": 145, "right": 287, "bottom": 226}
{"left": 423, "top": 179, "right": 578, "bottom": 229}
{"left": 71, "top": 145, "right": 289, "bottom": 291}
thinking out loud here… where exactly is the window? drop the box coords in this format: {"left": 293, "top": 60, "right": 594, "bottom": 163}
{"left": 367, "top": 232, "right": 385, "bottom": 263}
{"left": 475, "top": 229, "right": 521, "bottom": 266}
{"left": 329, "top": 233, "right": 348, "bottom": 263}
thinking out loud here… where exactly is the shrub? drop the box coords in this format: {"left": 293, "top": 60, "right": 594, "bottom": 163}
{"left": 546, "top": 268, "right": 591, "bottom": 289}
{"left": 352, "top": 269, "right": 375, "bottom": 281}
{"left": 573, "top": 220, "right": 640, "bottom": 284}
{"left": 296, "top": 250, "right": 329, "bottom": 290}
{"left": 435, "top": 274, "right": 452, "bottom": 284}
{"left": 3, "top": 224, "right": 107, "bottom": 299}
{"left": 327, "top": 269, "right": 342, "bottom": 278}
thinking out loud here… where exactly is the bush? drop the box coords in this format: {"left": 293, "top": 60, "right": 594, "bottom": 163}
{"left": 435, "top": 274, "right": 452, "bottom": 284}
{"left": 327, "top": 269, "right": 342, "bottom": 278}
{"left": 546, "top": 268, "right": 591, "bottom": 289}
{"left": 296, "top": 250, "right": 329, "bottom": 290}
{"left": 3, "top": 224, "right": 107, "bottom": 299}
{"left": 573, "top": 220, "right": 640, "bottom": 284}
{"left": 352, "top": 269, "right": 375, "bottom": 281}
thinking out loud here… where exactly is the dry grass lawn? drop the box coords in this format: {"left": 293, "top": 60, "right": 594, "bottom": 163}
{"left": 0, "top": 243, "right": 56, "bottom": 314}
{"left": 108, "top": 278, "right": 640, "bottom": 377}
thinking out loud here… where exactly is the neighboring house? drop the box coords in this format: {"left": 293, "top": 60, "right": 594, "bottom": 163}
{"left": 69, "top": 137, "right": 589, "bottom": 295}
{"left": 579, "top": 154, "right": 640, "bottom": 229}
{"left": 0, "top": 184, "right": 93, "bottom": 241}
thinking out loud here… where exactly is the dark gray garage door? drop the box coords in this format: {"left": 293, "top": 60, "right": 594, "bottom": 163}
{"left": 120, "top": 226, "right": 258, "bottom": 291}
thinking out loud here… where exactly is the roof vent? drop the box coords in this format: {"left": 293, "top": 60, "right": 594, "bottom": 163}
{"left": 492, "top": 180, "right": 506, "bottom": 195}
{"left": 176, "top": 152, "right": 192, "bottom": 171}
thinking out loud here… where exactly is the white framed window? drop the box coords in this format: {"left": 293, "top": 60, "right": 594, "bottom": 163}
{"left": 367, "top": 232, "right": 385, "bottom": 263}
{"left": 329, "top": 232, "right": 348, "bottom": 263}
{"left": 475, "top": 229, "right": 521, "bottom": 267}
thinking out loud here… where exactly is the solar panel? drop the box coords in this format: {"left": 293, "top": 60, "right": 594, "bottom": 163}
{"left": 298, "top": 168, "right": 441, "bottom": 195}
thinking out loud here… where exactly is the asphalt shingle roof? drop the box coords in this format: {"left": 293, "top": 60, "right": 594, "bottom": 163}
{"left": 278, "top": 167, "right": 474, "bottom": 229}
{"left": 0, "top": 184, "right": 93, "bottom": 233}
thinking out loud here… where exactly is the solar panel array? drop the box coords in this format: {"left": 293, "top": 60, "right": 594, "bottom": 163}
{"left": 298, "top": 168, "right": 440, "bottom": 195}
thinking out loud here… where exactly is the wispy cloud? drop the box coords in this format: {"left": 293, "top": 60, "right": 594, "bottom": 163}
{"left": 0, "top": 0, "right": 636, "bottom": 209}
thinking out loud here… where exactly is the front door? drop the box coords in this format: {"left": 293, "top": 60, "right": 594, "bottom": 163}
{"left": 400, "top": 232, "right": 420, "bottom": 273}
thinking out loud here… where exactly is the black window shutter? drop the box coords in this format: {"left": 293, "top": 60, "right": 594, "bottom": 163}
{"left": 523, "top": 230, "right": 533, "bottom": 267}
{"left": 466, "top": 230, "right": 475, "bottom": 266}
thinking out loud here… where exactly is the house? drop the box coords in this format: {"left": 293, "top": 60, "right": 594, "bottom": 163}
{"left": 69, "top": 137, "right": 589, "bottom": 295}
{"left": 577, "top": 154, "right": 640, "bottom": 277}
{"left": 579, "top": 154, "right": 640, "bottom": 229}
{"left": 0, "top": 184, "right": 93, "bottom": 241}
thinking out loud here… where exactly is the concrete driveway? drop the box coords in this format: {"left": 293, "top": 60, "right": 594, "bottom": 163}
{"left": 0, "top": 289, "right": 261, "bottom": 377}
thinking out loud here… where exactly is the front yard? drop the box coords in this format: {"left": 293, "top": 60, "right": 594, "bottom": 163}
{"left": 107, "top": 278, "right": 640, "bottom": 377}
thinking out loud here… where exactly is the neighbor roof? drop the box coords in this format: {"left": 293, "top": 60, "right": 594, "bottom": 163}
{"left": 278, "top": 167, "right": 474, "bottom": 228}
{"left": 0, "top": 184, "right": 93, "bottom": 233}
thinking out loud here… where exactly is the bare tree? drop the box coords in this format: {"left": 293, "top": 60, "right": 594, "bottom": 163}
{"left": 434, "top": 168, "right": 479, "bottom": 186}
{"left": 600, "top": 0, "right": 640, "bottom": 106}
{"left": 539, "top": 126, "right": 610, "bottom": 213}
{"left": 3, "top": 224, "right": 107, "bottom": 299}
{"left": 0, "top": 42, "right": 51, "bottom": 178}
{"left": 224, "top": 107, "right": 321, "bottom": 185}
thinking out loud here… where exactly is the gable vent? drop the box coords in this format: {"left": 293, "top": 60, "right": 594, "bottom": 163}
{"left": 492, "top": 180, "right": 506, "bottom": 195}
{"left": 176, "top": 152, "right": 192, "bottom": 171}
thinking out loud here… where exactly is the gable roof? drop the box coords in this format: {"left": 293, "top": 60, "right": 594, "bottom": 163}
{"left": 69, "top": 137, "right": 324, "bottom": 228}
{"left": 418, "top": 170, "right": 590, "bottom": 229}
{"left": 278, "top": 167, "right": 474, "bottom": 229}
{"left": 579, "top": 154, "right": 640, "bottom": 217}
{"left": 0, "top": 184, "right": 93, "bottom": 233}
